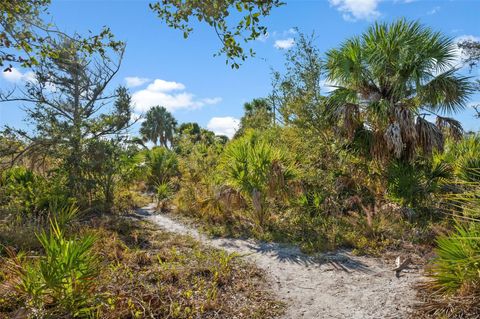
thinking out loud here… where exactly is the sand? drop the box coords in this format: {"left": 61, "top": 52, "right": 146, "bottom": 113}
{"left": 137, "top": 203, "right": 423, "bottom": 319}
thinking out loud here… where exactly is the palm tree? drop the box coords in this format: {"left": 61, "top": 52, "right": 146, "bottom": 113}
{"left": 235, "top": 98, "right": 273, "bottom": 138}
{"left": 140, "top": 106, "right": 177, "bottom": 148}
{"left": 325, "top": 19, "right": 473, "bottom": 162}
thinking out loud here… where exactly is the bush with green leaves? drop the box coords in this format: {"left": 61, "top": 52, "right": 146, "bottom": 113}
{"left": 156, "top": 182, "right": 174, "bottom": 210}
{"left": 430, "top": 222, "right": 480, "bottom": 294}
{"left": 417, "top": 220, "right": 480, "bottom": 318}
{"left": 440, "top": 134, "right": 480, "bottom": 183}
{"left": 386, "top": 159, "right": 452, "bottom": 209}
{"left": 174, "top": 138, "right": 227, "bottom": 222}
{"left": 7, "top": 218, "right": 99, "bottom": 317}
{"left": 417, "top": 169, "right": 480, "bottom": 317}
{"left": 0, "top": 166, "right": 37, "bottom": 215}
{"left": 144, "top": 146, "right": 179, "bottom": 190}
{"left": 84, "top": 139, "right": 145, "bottom": 213}
{"left": 220, "top": 130, "right": 296, "bottom": 228}
{"left": 0, "top": 166, "right": 72, "bottom": 221}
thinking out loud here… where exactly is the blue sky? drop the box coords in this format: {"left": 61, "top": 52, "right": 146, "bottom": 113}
{"left": 1, "top": 0, "right": 479, "bottom": 137}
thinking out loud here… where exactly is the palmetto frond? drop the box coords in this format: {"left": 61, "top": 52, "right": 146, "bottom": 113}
{"left": 326, "top": 37, "right": 368, "bottom": 92}
{"left": 325, "top": 19, "right": 473, "bottom": 161}
{"left": 325, "top": 87, "right": 360, "bottom": 132}
{"left": 430, "top": 222, "right": 480, "bottom": 294}
{"left": 220, "top": 131, "right": 297, "bottom": 227}
{"left": 420, "top": 69, "right": 473, "bottom": 114}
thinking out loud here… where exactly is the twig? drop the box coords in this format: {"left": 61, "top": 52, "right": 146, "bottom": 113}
{"left": 392, "top": 257, "right": 412, "bottom": 278}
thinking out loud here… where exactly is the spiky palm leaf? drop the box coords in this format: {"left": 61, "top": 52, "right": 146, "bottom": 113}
{"left": 430, "top": 222, "right": 480, "bottom": 294}
{"left": 220, "top": 131, "right": 296, "bottom": 227}
{"left": 144, "top": 147, "right": 179, "bottom": 188}
{"left": 325, "top": 19, "right": 473, "bottom": 161}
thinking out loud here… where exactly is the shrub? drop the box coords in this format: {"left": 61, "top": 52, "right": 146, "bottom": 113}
{"left": 220, "top": 130, "right": 296, "bottom": 228}
{"left": 416, "top": 221, "right": 480, "bottom": 318}
{"left": 0, "top": 166, "right": 73, "bottom": 222}
{"left": 5, "top": 218, "right": 99, "bottom": 317}
{"left": 174, "top": 139, "right": 227, "bottom": 223}
{"left": 0, "top": 166, "right": 38, "bottom": 217}
{"left": 430, "top": 222, "right": 480, "bottom": 294}
{"left": 113, "top": 189, "right": 150, "bottom": 214}
{"left": 441, "top": 134, "right": 480, "bottom": 183}
{"left": 144, "top": 147, "right": 179, "bottom": 189}
{"left": 416, "top": 171, "right": 480, "bottom": 317}
{"left": 386, "top": 159, "right": 451, "bottom": 210}
{"left": 156, "top": 182, "right": 174, "bottom": 210}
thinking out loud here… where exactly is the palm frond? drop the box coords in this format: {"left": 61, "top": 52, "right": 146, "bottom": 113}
{"left": 416, "top": 117, "right": 444, "bottom": 156}
{"left": 430, "top": 222, "right": 480, "bottom": 294}
{"left": 325, "top": 19, "right": 474, "bottom": 163}
{"left": 436, "top": 116, "right": 464, "bottom": 141}
{"left": 421, "top": 69, "right": 473, "bottom": 114}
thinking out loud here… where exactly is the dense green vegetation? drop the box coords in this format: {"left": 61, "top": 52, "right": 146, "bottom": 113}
{"left": 1, "top": 1, "right": 480, "bottom": 318}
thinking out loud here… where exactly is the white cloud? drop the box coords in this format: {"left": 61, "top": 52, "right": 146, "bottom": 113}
{"left": 426, "top": 6, "right": 440, "bottom": 15}
{"left": 201, "top": 97, "right": 222, "bottom": 104}
{"left": 23, "top": 72, "right": 35, "bottom": 83}
{"left": 125, "top": 76, "right": 150, "bottom": 88}
{"left": 207, "top": 116, "right": 240, "bottom": 138}
{"left": 131, "top": 78, "right": 222, "bottom": 113}
{"left": 329, "top": 0, "right": 381, "bottom": 21}
{"left": 1, "top": 68, "right": 59, "bottom": 93}
{"left": 272, "top": 28, "right": 297, "bottom": 37}
{"left": 2, "top": 68, "right": 23, "bottom": 82}
{"left": 260, "top": 28, "right": 296, "bottom": 43}
{"left": 274, "top": 38, "right": 295, "bottom": 50}
{"left": 146, "top": 79, "right": 185, "bottom": 92}
{"left": 1, "top": 68, "right": 35, "bottom": 83}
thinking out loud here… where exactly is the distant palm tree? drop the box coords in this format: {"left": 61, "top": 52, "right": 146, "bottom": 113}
{"left": 235, "top": 98, "right": 273, "bottom": 138}
{"left": 140, "top": 106, "right": 177, "bottom": 148}
{"left": 326, "top": 19, "right": 473, "bottom": 162}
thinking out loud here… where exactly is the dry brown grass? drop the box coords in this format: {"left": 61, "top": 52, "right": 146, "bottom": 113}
{"left": 414, "top": 281, "right": 480, "bottom": 319}
{"left": 0, "top": 217, "right": 283, "bottom": 318}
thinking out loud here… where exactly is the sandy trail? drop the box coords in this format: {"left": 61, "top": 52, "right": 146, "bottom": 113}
{"left": 137, "top": 203, "right": 422, "bottom": 319}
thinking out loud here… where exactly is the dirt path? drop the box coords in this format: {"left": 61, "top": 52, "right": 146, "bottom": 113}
{"left": 137, "top": 204, "right": 422, "bottom": 319}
